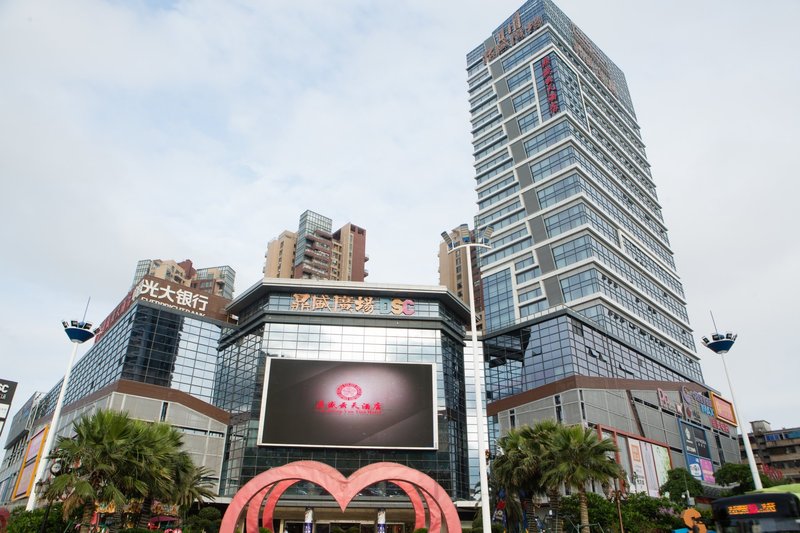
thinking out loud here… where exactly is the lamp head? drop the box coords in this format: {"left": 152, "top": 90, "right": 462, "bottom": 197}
{"left": 701, "top": 331, "right": 737, "bottom": 354}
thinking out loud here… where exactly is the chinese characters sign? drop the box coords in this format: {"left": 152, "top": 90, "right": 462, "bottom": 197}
{"left": 259, "top": 359, "right": 436, "bottom": 449}
{"left": 135, "top": 277, "right": 210, "bottom": 312}
{"left": 95, "top": 276, "right": 231, "bottom": 341}
{"left": 727, "top": 502, "right": 777, "bottom": 515}
{"left": 132, "top": 276, "right": 229, "bottom": 322}
{"left": 314, "top": 381, "right": 383, "bottom": 416}
{"left": 483, "top": 12, "right": 544, "bottom": 65}
{"left": 289, "top": 294, "right": 415, "bottom": 316}
{"left": 541, "top": 55, "right": 560, "bottom": 115}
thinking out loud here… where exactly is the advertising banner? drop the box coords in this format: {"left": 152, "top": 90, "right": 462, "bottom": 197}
{"left": 640, "top": 442, "right": 661, "bottom": 497}
{"left": 710, "top": 393, "right": 737, "bottom": 426}
{"left": 259, "top": 359, "right": 437, "bottom": 449}
{"left": 12, "top": 426, "right": 47, "bottom": 500}
{"left": 699, "top": 458, "right": 716, "bottom": 483}
{"left": 652, "top": 444, "right": 672, "bottom": 488}
{"left": 686, "top": 454, "right": 703, "bottom": 481}
{"left": 680, "top": 421, "right": 711, "bottom": 459}
{"left": 628, "top": 439, "right": 648, "bottom": 494}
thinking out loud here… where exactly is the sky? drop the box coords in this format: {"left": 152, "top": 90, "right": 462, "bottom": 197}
{"left": 1, "top": 0, "right": 798, "bottom": 437}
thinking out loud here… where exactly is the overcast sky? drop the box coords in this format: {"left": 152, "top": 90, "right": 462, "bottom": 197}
{"left": 1, "top": 0, "right": 798, "bottom": 437}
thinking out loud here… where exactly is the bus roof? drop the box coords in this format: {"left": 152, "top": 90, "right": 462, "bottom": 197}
{"left": 750, "top": 483, "right": 800, "bottom": 496}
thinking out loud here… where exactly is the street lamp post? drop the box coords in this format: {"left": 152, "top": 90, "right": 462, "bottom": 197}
{"left": 701, "top": 329, "right": 763, "bottom": 491}
{"left": 442, "top": 223, "right": 493, "bottom": 533}
{"left": 26, "top": 319, "right": 96, "bottom": 511}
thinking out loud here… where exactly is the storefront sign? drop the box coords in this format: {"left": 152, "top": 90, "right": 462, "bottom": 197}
{"left": 681, "top": 386, "right": 715, "bottom": 417}
{"left": 710, "top": 393, "right": 737, "bottom": 426}
{"left": 483, "top": 12, "right": 544, "bottom": 64}
{"left": 710, "top": 418, "right": 731, "bottom": 434}
{"left": 682, "top": 422, "right": 711, "bottom": 459}
{"left": 657, "top": 388, "right": 701, "bottom": 423}
{"left": 289, "top": 294, "right": 415, "bottom": 316}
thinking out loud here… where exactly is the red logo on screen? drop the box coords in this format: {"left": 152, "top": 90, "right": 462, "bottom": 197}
{"left": 336, "top": 383, "right": 363, "bottom": 401}
{"left": 317, "top": 382, "right": 381, "bottom": 416}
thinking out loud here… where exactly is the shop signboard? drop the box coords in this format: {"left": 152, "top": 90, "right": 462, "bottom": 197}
{"left": 680, "top": 421, "right": 714, "bottom": 482}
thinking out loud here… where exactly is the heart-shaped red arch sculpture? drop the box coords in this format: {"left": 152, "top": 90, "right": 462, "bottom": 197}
{"left": 220, "top": 460, "right": 461, "bottom": 533}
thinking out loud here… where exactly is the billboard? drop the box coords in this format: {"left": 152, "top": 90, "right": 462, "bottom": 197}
{"left": 710, "top": 393, "right": 737, "bottom": 426}
{"left": 12, "top": 426, "right": 47, "bottom": 500}
{"left": 0, "top": 379, "right": 17, "bottom": 438}
{"left": 259, "top": 359, "right": 437, "bottom": 450}
{"left": 680, "top": 421, "right": 714, "bottom": 482}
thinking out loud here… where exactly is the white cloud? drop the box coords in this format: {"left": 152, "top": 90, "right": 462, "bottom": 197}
{"left": 1, "top": 0, "right": 798, "bottom": 432}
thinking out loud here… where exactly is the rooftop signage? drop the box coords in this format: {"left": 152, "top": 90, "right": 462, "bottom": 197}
{"left": 96, "top": 276, "right": 231, "bottom": 340}
{"left": 289, "top": 293, "right": 415, "bottom": 316}
{"left": 482, "top": 12, "right": 543, "bottom": 65}
{"left": 133, "top": 276, "right": 230, "bottom": 322}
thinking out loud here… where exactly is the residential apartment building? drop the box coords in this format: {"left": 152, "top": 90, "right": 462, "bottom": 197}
{"left": 264, "top": 211, "right": 368, "bottom": 282}
{"left": 743, "top": 420, "right": 800, "bottom": 483}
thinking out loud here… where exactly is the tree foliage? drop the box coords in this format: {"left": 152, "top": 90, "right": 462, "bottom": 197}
{"left": 559, "top": 492, "right": 616, "bottom": 533}
{"left": 658, "top": 468, "right": 703, "bottom": 505}
{"left": 544, "top": 425, "right": 623, "bottom": 533}
{"left": 42, "top": 409, "right": 214, "bottom": 526}
{"left": 619, "top": 492, "right": 683, "bottom": 533}
{"left": 6, "top": 503, "right": 70, "bottom": 533}
{"left": 491, "top": 421, "right": 622, "bottom": 533}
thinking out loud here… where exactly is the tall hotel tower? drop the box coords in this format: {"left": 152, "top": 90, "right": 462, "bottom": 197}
{"left": 469, "top": 1, "right": 740, "bottom": 486}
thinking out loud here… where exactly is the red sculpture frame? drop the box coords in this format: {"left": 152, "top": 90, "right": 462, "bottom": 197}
{"left": 220, "top": 461, "right": 461, "bottom": 533}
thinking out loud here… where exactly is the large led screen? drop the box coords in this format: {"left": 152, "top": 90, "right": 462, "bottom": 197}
{"left": 259, "top": 359, "right": 437, "bottom": 449}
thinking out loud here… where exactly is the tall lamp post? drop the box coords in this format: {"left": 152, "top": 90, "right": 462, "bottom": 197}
{"left": 701, "top": 328, "right": 763, "bottom": 490}
{"left": 441, "top": 223, "right": 493, "bottom": 533}
{"left": 26, "top": 319, "right": 96, "bottom": 510}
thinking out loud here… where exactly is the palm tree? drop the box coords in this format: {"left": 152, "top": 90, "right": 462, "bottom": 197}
{"left": 46, "top": 410, "right": 147, "bottom": 529}
{"left": 45, "top": 410, "right": 213, "bottom": 533}
{"left": 170, "top": 451, "right": 216, "bottom": 511}
{"left": 543, "top": 425, "right": 623, "bottom": 533}
{"left": 133, "top": 423, "right": 207, "bottom": 529}
{"left": 492, "top": 420, "right": 563, "bottom": 533}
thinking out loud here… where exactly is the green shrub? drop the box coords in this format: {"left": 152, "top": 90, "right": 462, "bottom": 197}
{"left": 120, "top": 528, "right": 153, "bottom": 533}
{"left": 7, "top": 503, "right": 69, "bottom": 533}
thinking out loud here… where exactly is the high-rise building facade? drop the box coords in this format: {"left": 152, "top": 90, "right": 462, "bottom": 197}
{"left": 263, "top": 231, "right": 298, "bottom": 279}
{"left": 0, "top": 276, "right": 238, "bottom": 505}
{"left": 468, "top": 0, "right": 740, "bottom": 491}
{"left": 438, "top": 226, "right": 485, "bottom": 332}
{"left": 216, "top": 279, "right": 472, "bottom": 506}
{"left": 264, "top": 210, "right": 368, "bottom": 282}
